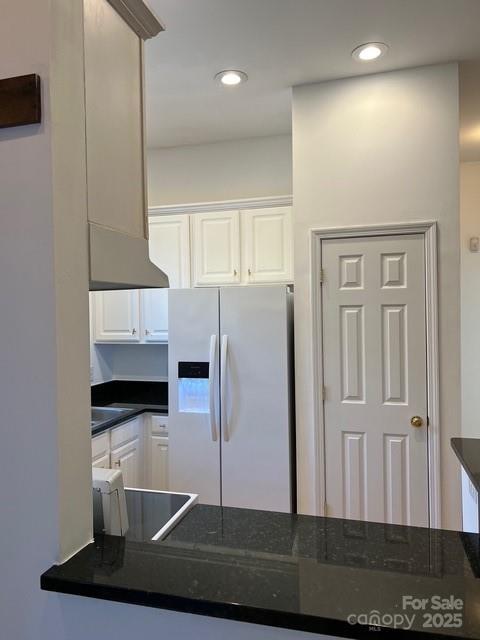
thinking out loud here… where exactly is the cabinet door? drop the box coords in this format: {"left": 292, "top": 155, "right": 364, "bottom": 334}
{"left": 111, "top": 439, "right": 141, "bottom": 488}
{"left": 141, "top": 215, "right": 190, "bottom": 342}
{"left": 92, "top": 453, "right": 110, "bottom": 469}
{"left": 192, "top": 211, "right": 240, "bottom": 285}
{"left": 93, "top": 290, "right": 140, "bottom": 342}
{"left": 92, "top": 432, "right": 110, "bottom": 467}
{"left": 84, "top": 0, "right": 147, "bottom": 240}
{"left": 150, "top": 435, "right": 169, "bottom": 491}
{"left": 241, "top": 207, "right": 293, "bottom": 284}
{"left": 141, "top": 290, "right": 168, "bottom": 342}
{"left": 148, "top": 215, "right": 191, "bottom": 288}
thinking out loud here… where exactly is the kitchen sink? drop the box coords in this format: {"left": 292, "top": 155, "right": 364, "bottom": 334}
{"left": 91, "top": 406, "right": 132, "bottom": 427}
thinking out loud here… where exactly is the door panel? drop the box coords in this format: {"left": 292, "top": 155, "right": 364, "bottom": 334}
{"left": 150, "top": 435, "right": 169, "bottom": 490}
{"left": 93, "top": 290, "right": 140, "bottom": 342}
{"left": 111, "top": 439, "right": 141, "bottom": 488}
{"left": 141, "top": 289, "right": 168, "bottom": 342}
{"left": 192, "top": 211, "right": 240, "bottom": 285}
{"left": 322, "top": 234, "right": 428, "bottom": 527}
{"left": 168, "top": 288, "right": 221, "bottom": 505}
{"left": 241, "top": 207, "right": 293, "bottom": 283}
{"left": 149, "top": 215, "right": 191, "bottom": 288}
{"left": 219, "top": 286, "right": 292, "bottom": 512}
{"left": 144, "top": 215, "right": 191, "bottom": 342}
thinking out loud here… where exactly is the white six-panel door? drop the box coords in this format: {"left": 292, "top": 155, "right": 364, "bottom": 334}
{"left": 322, "top": 234, "right": 428, "bottom": 527}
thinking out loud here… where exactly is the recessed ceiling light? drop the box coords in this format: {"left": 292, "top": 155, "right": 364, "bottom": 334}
{"left": 351, "top": 42, "right": 388, "bottom": 62}
{"left": 215, "top": 70, "right": 248, "bottom": 86}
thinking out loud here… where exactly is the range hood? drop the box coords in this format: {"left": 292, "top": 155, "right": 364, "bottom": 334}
{"left": 89, "top": 223, "right": 169, "bottom": 291}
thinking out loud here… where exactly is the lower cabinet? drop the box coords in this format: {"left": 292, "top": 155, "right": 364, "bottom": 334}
{"left": 148, "top": 415, "right": 169, "bottom": 491}
{"left": 110, "top": 438, "right": 142, "bottom": 488}
{"left": 91, "top": 413, "right": 168, "bottom": 491}
{"left": 92, "top": 453, "right": 110, "bottom": 469}
{"left": 150, "top": 435, "right": 169, "bottom": 491}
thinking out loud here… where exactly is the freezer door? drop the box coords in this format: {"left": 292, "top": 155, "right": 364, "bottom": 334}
{"left": 168, "top": 288, "right": 221, "bottom": 505}
{"left": 219, "top": 286, "right": 293, "bottom": 512}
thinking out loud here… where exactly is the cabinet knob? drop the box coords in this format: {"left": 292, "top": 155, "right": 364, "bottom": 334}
{"left": 145, "top": 329, "right": 150, "bottom": 335}
{"left": 248, "top": 268, "right": 252, "bottom": 276}
{"left": 233, "top": 269, "right": 237, "bottom": 276}
{"left": 132, "top": 328, "right": 137, "bottom": 335}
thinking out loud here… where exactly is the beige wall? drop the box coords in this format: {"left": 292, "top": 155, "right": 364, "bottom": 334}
{"left": 147, "top": 135, "right": 292, "bottom": 206}
{"left": 461, "top": 162, "right": 480, "bottom": 437}
{"left": 293, "top": 63, "right": 461, "bottom": 529}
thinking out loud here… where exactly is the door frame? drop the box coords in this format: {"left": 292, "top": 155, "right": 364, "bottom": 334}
{"left": 311, "top": 221, "right": 440, "bottom": 528}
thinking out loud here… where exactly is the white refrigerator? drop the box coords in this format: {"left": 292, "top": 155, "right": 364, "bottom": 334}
{"left": 168, "top": 285, "right": 294, "bottom": 513}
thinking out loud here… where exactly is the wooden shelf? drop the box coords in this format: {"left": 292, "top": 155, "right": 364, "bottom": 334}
{"left": 0, "top": 74, "right": 41, "bottom": 129}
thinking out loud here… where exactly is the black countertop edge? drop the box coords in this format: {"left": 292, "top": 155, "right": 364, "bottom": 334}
{"left": 40, "top": 573, "right": 451, "bottom": 640}
{"left": 451, "top": 438, "right": 480, "bottom": 493}
{"left": 91, "top": 405, "right": 168, "bottom": 437}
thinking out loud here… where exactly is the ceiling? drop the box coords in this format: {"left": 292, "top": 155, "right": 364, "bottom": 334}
{"left": 145, "top": 0, "right": 480, "bottom": 157}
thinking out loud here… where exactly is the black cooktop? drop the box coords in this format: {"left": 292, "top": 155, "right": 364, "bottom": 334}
{"left": 124, "top": 489, "right": 193, "bottom": 542}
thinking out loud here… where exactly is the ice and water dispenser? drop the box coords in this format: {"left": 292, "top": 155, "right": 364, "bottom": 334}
{"left": 178, "top": 362, "right": 210, "bottom": 413}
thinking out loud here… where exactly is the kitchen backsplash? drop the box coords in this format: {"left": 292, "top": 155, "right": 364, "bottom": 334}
{"left": 91, "top": 380, "right": 168, "bottom": 407}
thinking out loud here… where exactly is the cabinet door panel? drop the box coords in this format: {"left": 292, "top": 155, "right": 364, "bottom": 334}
{"left": 111, "top": 439, "right": 141, "bottom": 488}
{"left": 84, "top": 0, "right": 146, "bottom": 239}
{"left": 143, "top": 215, "right": 191, "bottom": 341}
{"left": 241, "top": 207, "right": 293, "bottom": 283}
{"left": 148, "top": 215, "right": 190, "bottom": 287}
{"left": 150, "top": 435, "right": 169, "bottom": 491}
{"left": 94, "top": 290, "right": 140, "bottom": 342}
{"left": 192, "top": 211, "right": 240, "bottom": 285}
{"left": 92, "top": 453, "right": 110, "bottom": 469}
{"left": 142, "top": 289, "right": 168, "bottom": 342}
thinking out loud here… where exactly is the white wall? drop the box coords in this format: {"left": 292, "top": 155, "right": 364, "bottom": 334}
{"left": 0, "top": 0, "right": 93, "bottom": 637}
{"left": 293, "top": 63, "right": 461, "bottom": 530}
{"left": 147, "top": 135, "right": 292, "bottom": 206}
{"left": 461, "top": 162, "right": 480, "bottom": 437}
{"left": 111, "top": 344, "right": 168, "bottom": 380}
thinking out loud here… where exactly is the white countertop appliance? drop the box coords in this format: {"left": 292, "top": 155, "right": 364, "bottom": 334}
{"left": 168, "top": 285, "right": 294, "bottom": 513}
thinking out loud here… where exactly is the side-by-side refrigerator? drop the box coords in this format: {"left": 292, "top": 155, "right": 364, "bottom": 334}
{"left": 168, "top": 285, "right": 294, "bottom": 513}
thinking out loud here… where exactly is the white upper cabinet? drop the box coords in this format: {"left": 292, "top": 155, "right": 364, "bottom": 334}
{"left": 149, "top": 215, "right": 191, "bottom": 288}
{"left": 91, "top": 203, "right": 293, "bottom": 343}
{"left": 94, "top": 290, "right": 140, "bottom": 342}
{"left": 142, "top": 215, "right": 191, "bottom": 342}
{"left": 141, "top": 290, "right": 168, "bottom": 342}
{"left": 192, "top": 211, "right": 241, "bottom": 286}
{"left": 241, "top": 207, "right": 293, "bottom": 284}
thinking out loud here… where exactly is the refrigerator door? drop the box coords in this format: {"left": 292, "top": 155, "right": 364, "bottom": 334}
{"left": 219, "top": 286, "right": 293, "bottom": 512}
{"left": 168, "top": 288, "right": 221, "bottom": 505}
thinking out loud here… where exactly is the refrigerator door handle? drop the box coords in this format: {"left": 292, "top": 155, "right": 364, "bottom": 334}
{"left": 221, "top": 334, "right": 229, "bottom": 442}
{"left": 209, "top": 334, "right": 218, "bottom": 442}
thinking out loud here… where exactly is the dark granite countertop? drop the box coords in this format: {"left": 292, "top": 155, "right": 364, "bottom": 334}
{"left": 91, "top": 404, "right": 168, "bottom": 436}
{"left": 41, "top": 501, "right": 480, "bottom": 638}
{"left": 451, "top": 438, "right": 480, "bottom": 493}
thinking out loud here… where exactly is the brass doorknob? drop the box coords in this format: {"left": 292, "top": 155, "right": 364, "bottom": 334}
{"left": 410, "top": 416, "right": 424, "bottom": 428}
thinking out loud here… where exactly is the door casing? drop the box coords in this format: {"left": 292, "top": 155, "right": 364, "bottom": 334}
{"left": 311, "top": 221, "right": 440, "bottom": 528}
